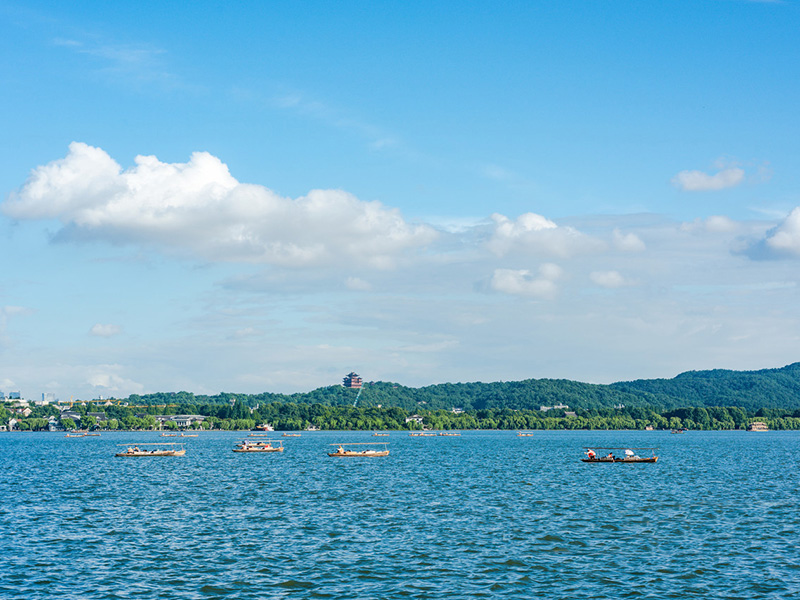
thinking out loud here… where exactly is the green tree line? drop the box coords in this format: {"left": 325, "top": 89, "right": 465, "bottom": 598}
{"left": 6, "top": 401, "right": 800, "bottom": 431}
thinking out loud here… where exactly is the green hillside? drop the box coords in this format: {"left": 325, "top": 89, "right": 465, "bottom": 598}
{"left": 610, "top": 363, "right": 800, "bottom": 411}
{"left": 126, "top": 362, "right": 800, "bottom": 412}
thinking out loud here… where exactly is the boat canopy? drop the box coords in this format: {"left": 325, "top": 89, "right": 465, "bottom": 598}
{"left": 583, "top": 447, "right": 658, "bottom": 450}
{"left": 116, "top": 442, "right": 184, "bottom": 446}
{"left": 330, "top": 442, "right": 389, "bottom": 446}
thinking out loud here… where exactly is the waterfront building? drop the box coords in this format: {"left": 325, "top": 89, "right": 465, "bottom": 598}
{"left": 156, "top": 414, "right": 206, "bottom": 428}
{"left": 405, "top": 414, "right": 424, "bottom": 426}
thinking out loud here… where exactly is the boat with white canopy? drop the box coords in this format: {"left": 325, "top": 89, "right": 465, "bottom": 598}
{"left": 328, "top": 442, "right": 389, "bottom": 457}
{"left": 115, "top": 443, "right": 186, "bottom": 457}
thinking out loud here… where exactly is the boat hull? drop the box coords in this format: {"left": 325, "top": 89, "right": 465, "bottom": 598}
{"left": 115, "top": 450, "right": 186, "bottom": 457}
{"left": 233, "top": 447, "right": 283, "bottom": 453}
{"left": 328, "top": 451, "right": 389, "bottom": 457}
{"left": 582, "top": 457, "right": 658, "bottom": 463}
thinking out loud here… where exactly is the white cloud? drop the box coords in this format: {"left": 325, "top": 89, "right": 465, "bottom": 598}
{"left": 87, "top": 370, "right": 144, "bottom": 393}
{"left": 490, "top": 264, "right": 563, "bottom": 299}
{"left": 763, "top": 207, "right": 800, "bottom": 256}
{"left": 231, "top": 327, "right": 259, "bottom": 339}
{"left": 590, "top": 270, "right": 629, "bottom": 289}
{"left": 488, "top": 212, "right": 604, "bottom": 258}
{"left": 671, "top": 166, "right": 745, "bottom": 191}
{"left": 90, "top": 324, "right": 122, "bottom": 337}
{"left": 346, "top": 277, "right": 372, "bottom": 291}
{"left": 4, "top": 143, "right": 437, "bottom": 268}
{"left": 681, "top": 215, "right": 741, "bottom": 234}
{"left": 705, "top": 215, "right": 740, "bottom": 233}
{"left": 612, "top": 229, "right": 646, "bottom": 252}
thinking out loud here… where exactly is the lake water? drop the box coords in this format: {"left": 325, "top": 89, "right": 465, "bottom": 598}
{"left": 1, "top": 430, "right": 798, "bottom": 599}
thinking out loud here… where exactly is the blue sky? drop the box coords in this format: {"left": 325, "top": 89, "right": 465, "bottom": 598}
{"left": 2, "top": 0, "right": 800, "bottom": 400}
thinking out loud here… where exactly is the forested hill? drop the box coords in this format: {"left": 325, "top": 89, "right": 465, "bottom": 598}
{"left": 127, "top": 362, "right": 800, "bottom": 411}
{"left": 610, "top": 362, "right": 800, "bottom": 411}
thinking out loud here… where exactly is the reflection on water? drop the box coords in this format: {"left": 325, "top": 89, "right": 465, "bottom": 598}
{"left": 1, "top": 430, "right": 798, "bottom": 599}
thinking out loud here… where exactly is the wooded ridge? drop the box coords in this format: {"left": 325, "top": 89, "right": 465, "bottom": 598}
{"left": 122, "top": 362, "right": 800, "bottom": 412}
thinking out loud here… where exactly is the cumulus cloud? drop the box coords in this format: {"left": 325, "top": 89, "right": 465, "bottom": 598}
{"left": 3, "top": 143, "right": 436, "bottom": 268}
{"left": 87, "top": 370, "right": 143, "bottom": 393}
{"left": 590, "top": 270, "right": 630, "bottom": 289}
{"left": 90, "top": 324, "right": 122, "bottom": 337}
{"left": 612, "top": 229, "right": 646, "bottom": 252}
{"left": 488, "top": 213, "right": 604, "bottom": 258}
{"left": 762, "top": 207, "right": 800, "bottom": 256}
{"left": 671, "top": 165, "right": 745, "bottom": 192}
{"left": 490, "top": 264, "right": 563, "bottom": 299}
{"left": 705, "top": 215, "right": 740, "bottom": 233}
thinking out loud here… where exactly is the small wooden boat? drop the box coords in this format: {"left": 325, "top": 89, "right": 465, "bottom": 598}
{"left": 85, "top": 433, "right": 101, "bottom": 436}
{"left": 581, "top": 447, "right": 659, "bottom": 463}
{"left": 517, "top": 432, "right": 534, "bottom": 437}
{"left": 161, "top": 433, "right": 177, "bottom": 437}
{"left": 670, "top": 428, "right": 687, "bottom": 434}
{"left": 409, "top": 432, "right": 436, "bottom": 437}
{"left": 233, "top": 439, "right": 284, "bottom": 453}
{"left": 439, "top": 431, "right": 461, "bottom": 436}
{"left": 328, "top": 442, "right": 389, "bottom": 457}
{"left": 179, "top": 433, "right": 198, "bottom": 437}
{"left": 282, "top": 433, "right": 301, "bottom": 437}
{"left": 372, "top": 432, "right": 390, "bottom": 437}
{"left": 115, "top": 443, "right": 186, "bottom": 457}
{"left": 65, "top": 434, "right": 86, "bottom": 438}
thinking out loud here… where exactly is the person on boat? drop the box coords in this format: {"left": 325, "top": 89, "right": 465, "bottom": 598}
{"left": 586, "top": 449, "right": 596, "bottom": 460}
{"left": 606, "top": 452, "right": 615, "bottom": 460}
{"left": 264, "top": 443, "right": 272, "bottom": 449}
{"left": 337, "top": 445, "right": 345, "bottom": 454}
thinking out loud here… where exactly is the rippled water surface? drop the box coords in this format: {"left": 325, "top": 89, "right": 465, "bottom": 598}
{"left": 2, "top": 430, "right": 799, "bottom": 599}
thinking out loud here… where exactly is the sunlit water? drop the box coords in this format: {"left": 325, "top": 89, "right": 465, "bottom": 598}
{"left": 1, "top": 430, "right": 798, "bottom": 599}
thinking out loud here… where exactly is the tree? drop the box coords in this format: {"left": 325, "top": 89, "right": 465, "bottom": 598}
{"left": 61, "top": 418, "right": 76, "bottom": 430}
